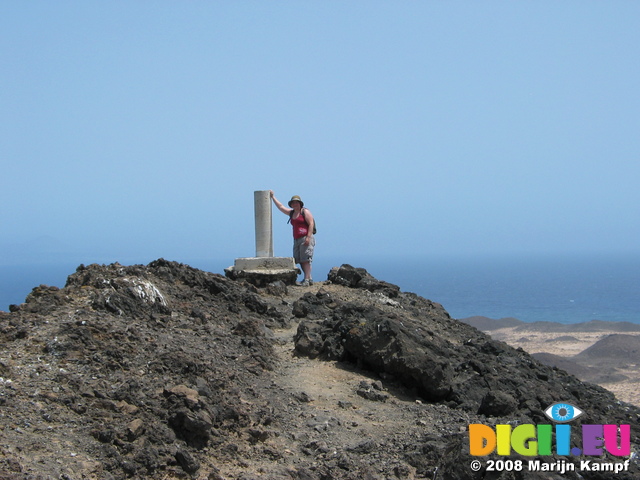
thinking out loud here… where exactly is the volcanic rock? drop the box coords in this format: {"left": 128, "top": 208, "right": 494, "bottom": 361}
{"left": 0, "top": 260, "right": 638, "bottom": 479}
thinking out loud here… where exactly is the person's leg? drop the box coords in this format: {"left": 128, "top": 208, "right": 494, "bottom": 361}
{"left": 293, "top": 239, "right": 302, "bottom": 267}
{"left": 299, "top": 237, "right": 314, "bottom": 285}
{"left": 300, "top": 261, "right": 312, "bottom": 281}
{"left": 293, "top": 238, "right": 307, "bottom": 285}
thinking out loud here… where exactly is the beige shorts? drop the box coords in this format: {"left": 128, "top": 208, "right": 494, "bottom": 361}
{"left": 293, "top": 236, "right": 315, "bottom": 264}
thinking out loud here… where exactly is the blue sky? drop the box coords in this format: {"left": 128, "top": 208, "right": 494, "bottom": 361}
{"left": 2, "top": 1, "right": 639, "bottom": 272}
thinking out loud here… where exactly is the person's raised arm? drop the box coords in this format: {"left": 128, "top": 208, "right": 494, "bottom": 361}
{"left": 270, "top": 190, "right": 292, "bottom": 215}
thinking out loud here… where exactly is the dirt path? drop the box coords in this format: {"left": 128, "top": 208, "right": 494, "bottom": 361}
{"left": 272, "top": 323, "right": 403, "bottom": 438}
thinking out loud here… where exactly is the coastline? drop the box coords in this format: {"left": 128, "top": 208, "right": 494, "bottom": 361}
{"left": 463, "top": 316, "right": 640, "bottom": 407}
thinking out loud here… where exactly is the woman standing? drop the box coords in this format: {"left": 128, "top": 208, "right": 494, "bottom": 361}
{"left": 270, "top": 191, "right": 315, "bottom": 286}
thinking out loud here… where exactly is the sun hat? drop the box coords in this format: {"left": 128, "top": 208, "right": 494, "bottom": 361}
{"left": 288, "top": 195, "right": 304, "bottom": 207}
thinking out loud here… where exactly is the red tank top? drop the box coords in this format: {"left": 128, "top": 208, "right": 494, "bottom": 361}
{"left": 291, "top": 212, "right": 309, "bottom": 239}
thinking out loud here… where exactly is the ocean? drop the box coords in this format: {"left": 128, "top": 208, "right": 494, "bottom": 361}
{"left": 1, "top": 253, "right": 638, "bottom": 325}
{"left": 350, "top": 253, "right": 640, "bottom": 325}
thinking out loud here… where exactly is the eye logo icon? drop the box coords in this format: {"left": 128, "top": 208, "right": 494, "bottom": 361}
{"left": 544, "top": 403, "right": 584, "bottom": 423}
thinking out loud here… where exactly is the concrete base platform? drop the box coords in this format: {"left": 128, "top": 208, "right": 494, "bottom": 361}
{"left": 233, "top": 257, "right": 295, "bottom": 271}
{"left": 224, "top": 257, "right": 299, "bottom": 287}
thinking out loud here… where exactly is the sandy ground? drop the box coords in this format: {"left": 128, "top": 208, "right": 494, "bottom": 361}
{"left": 487, "top": 328, "right": 638, "bottom": 356}
{"left": 486, "top": 327, "right": 640, "bottom": 407}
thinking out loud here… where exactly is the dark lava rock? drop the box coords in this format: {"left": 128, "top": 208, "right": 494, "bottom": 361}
{"left": 0, "top": 260, "right": 638, "bottom": 480}
{"left": 293, "top": 265, "right": 640, "bottom": 478}
{"left": 328, "top": 264, "right": 400, "bottom": 298}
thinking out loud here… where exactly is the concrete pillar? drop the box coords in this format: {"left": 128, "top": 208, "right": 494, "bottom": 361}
{"left": 254, "top": 190, "right": 273, "bottom": 257}
{"left": 225, "top": 190, "right": 297, "bottom": 286}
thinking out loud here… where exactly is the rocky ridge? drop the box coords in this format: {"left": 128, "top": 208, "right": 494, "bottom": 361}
{"left": 0, "top": 260, "right": 638, "bottom": 479}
